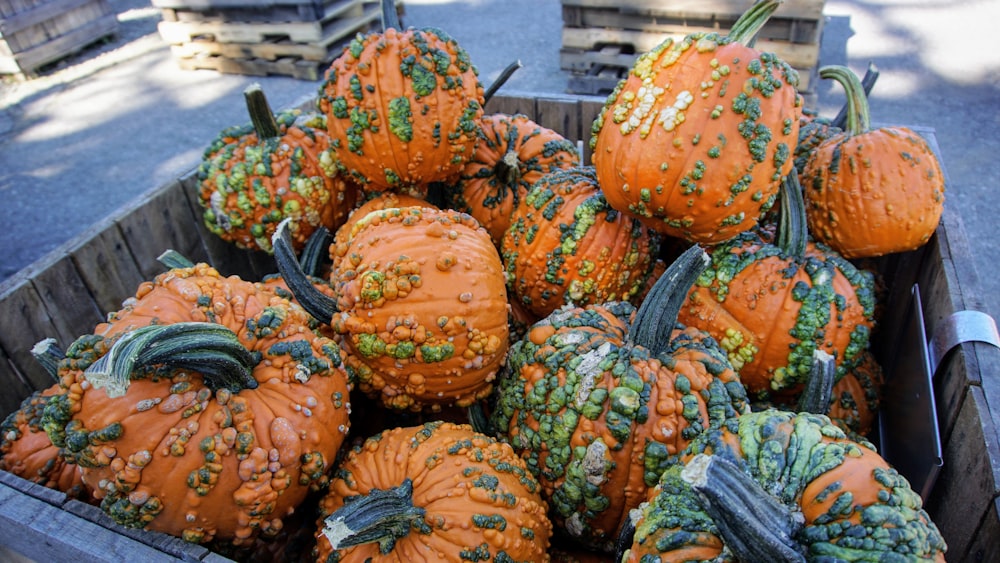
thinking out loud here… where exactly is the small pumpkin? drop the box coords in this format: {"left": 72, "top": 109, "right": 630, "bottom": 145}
{"left": 443, "top": 112, "right": 581, "bottom": 246}
{"left": 589, "top": 0, "right": 801, "bottom": 244}
{"left": 800, "top": 65, "right": 946, "bottom": 258}
{"left": 41, "top": 262, "right": 353, "bottom": 546}
{"left": 678, "top": 175, "right": 877, "bottom": 401}
{"left": 317, "top": 0, "right": 484, "bottom": 194}
{"left": 313, "top": 421, "right": 552, "bottom": 562}
{"left": 490, "top": 246, "right": 748, "bottom": 552}
{"left": 198, "top": 83, "right": 357, "bottom": 253}
{"left": 619, "top": 410, "right": 947, "bottom": 561}
{"left": 501, "top": 166, "right": 664, "bottom": 319}
{"left": 274, "top": 207, "right": 509, "bottom": 413}
{"left": 329, "top": 191, "right": 436, "bottom": 276}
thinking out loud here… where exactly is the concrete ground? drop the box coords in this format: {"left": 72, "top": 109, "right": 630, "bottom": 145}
{"left": 2, "top": 0, "right": 998, "bottom": 322}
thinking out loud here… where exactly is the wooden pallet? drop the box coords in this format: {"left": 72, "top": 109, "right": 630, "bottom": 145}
{"left": 158, "top": 0, "right": 383, "bottom": 79}
{"left": 0, "top": 0, "right": 119, "bottom": 77}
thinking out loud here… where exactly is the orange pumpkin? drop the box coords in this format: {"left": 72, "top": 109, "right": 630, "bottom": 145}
{"left": 41, "top": 262, "right": 353, "bottom": 546}
{"left": 501, "top": 166, "right": 663, "bottom": 319}
{"left": 444, "top": 112, "right": 581, "bottom": 245}
{"left": 317, "top": 0, "right": 484, "bottom": 194}
{"left": 800, "top": 65, "right": 945, "bottom": 258}
{"left": 589, "top": 0, "right": 801, "bottom": 244}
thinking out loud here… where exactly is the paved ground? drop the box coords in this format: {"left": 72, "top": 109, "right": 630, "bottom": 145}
{"left": 2, "top": 0, "right": 998, "bottom": 321}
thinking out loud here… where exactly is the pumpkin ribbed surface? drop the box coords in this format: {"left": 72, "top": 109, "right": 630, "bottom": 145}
{"left": 623, "top": 410, "right": 947, "bottom": 561}
{"left": 501, "top": 166, "right": 663, "bottom": 319}
{"left": 41, "top": 263, "right": 352, "bottom": 545}
{"left": 489, "top": 302, "right": 746, "bottom": 552}
{"left": 313, "top": 421, "right": 552, "bottom": 562}
{"left": 318, "top": 25, "right": 484, "bottom": 193}
{"left": 330, "top": 206, "right": 509, "bottom": 412}
{"left": 589, "top": 1, "right": 801, "bottom": 244}
{"left": 445, "top": 112, "right": 581, "bottom": 245}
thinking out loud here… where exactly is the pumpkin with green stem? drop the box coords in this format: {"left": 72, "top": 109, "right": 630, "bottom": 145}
{"left": 677, "top": 175, "right": 877, "bottom": 402}
{"left": 589, "top": 0, "right": 801, "bottom": 244}
{"left": 40, "top": 261, "right": 353, "bottom": 546}
{"left": 313, "top": 421, "right": 552, "bottom": 562}
{"left": 317, "top": 0, "right": 485, "bottom": 195}
{"left": 443, "top": 112, "right": 581, "bottom": 246}
{"left": 198, "top": 83, "right": 357, "bottom": 253}
{"left": 273, "top": 206, "right": 509, "bottom": 413}
{"left": 800, "top": 65, "right": 946, "bottom": 258}
{"left": 489, "top": 245, "right": 748, "bottom": 552}
{"left": 618, "top": 410, "right": 947, "bottom": 561}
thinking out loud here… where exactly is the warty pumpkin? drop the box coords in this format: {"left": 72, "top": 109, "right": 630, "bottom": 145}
{"left": 678, "top": 175, "right": 877, "bottom": 401}
{"left": 443, "top": 112, "right": 581, "bottom": 246}
{"left": 589, "top": 0, "right": 801, "bottom": 244}
{"left": 40, "top": 261, "right": 353, "bottom": 546}
{"left": 198, "top": 83, "right": 357, "bottom": 253}
{"left": 317, "top": 0, "right": 484, "bottom": 194}
{"left": 501, "top": 166, "right": 664, "bottom": 319}
{"left": 619, "top": 409, "right": 947, "bottom": 561}
{"left": 489, "top": 245, "right": 748, "bottom": 552}
{"left": 273, "top": 206, "right": 509, "bottom": 413}
{"left": 800, "top": 65, "right": 946, "bottom": 258}
{"left": 313, "top": 421, "right": 553, "bottom": 562}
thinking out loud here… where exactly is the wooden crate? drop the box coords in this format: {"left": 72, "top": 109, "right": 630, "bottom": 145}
{"left": 560, "top": 0, "right": 824, "bottom": 99}
{"left": 0, "top": 0, "right": 119, "bottom": 77}
{"left": 154, "top": 0, "right": 387, "bottom": 80}
{"left": 0, "top": 92, "right": 997, "bottom": 561}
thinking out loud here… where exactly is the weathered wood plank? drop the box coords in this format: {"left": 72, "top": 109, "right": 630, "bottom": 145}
{"left": 559, "top": 0, "right": 826, "bottom": 21}
{"left": 25, "top": 253, "right": 105, "bottom": 347}
{"left": 67, "top": 218, "right": 146, "bottom": 316}
{"left": 0, "top": 279, "right": 63, "bottom": 397}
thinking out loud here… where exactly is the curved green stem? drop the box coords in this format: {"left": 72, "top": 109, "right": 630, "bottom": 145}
{"left": 483, "top": 59, "right": 522, "bottom": 104}
{"left": 272, "top": 218, "right": 338, "bottom": 323}
{"left": 681, "top": 454, "right": 807, "bottom": 562}
{"left": 628, "top": 244, "right": 710, "bottom": 356}
{"left": 381, "top": 0, "right": 401, "bottom": 31}
{"left": 797, "top": 350, "right": 836, "bottom": 414}
{"left": 84, "top": 322, "right": 258, "bottom": 398}
{"left": 157, "top": 249, "right": 196, "bottom": 270}
{"left": 831, "top": 62, "right": 878, "bottom": 130}
{"left": 777, "top": 173, "right": 808, "bottom": 259}
{"left": 244, "top": 83, "right": 280, "bottom": 141}
{"left": 728, "top": 0, "right": 782, "bottom": 45}
{"left": 819, "top": 65, "right": 871, "bottom": 136}
{"left": 321, "top": 478, "right": 426, "bottom": 554}
{"left": 299, "top": 226, "right": 332, "bottom": 278}
{"left": 31, "top": 338, "right": 64, "bottom": 381}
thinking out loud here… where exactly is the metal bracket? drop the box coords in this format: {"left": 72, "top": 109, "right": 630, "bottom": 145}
{"left": 927, "top": 309, "right": 1000, "bottom": 376}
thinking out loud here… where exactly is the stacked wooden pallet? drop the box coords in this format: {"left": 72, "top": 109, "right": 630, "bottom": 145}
{"left": 560, "top": 0, "right": 825, "bottom": 102}
{"left": 0, "top": 0, "right": 119, "bottom": 78}
{"left": 154, "top": 0, "right": 391, "bottom": 80}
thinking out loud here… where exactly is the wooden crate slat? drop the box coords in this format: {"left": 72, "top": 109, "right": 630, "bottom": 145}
{"left": 559, "top": 0, "right": 826, "bottom": 21}
{"left": 152, "top": 0, "right": 329, "bottom": 8}
{"left": 0, "top": 0, "right": 95, "bottom": 35}
{"left": 0, "top": 12, "right": 117, "bottom": 74}
{"left": 25, "top": 254, "right": 105, "bottom": 347}
{"left": 67, "top": 219, "right": 147, "bottom": 316}
{"left": 0, "top": 278, "right": 65, "bottom": 395}
{"left": 0, "top": 345, "right": 36, "bottom": 417}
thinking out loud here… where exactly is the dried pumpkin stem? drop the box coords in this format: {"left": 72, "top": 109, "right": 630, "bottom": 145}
{"left": 483, "top": 59, "right": 522, "bottom": 104}
{"left": 273, "top": 218, "right": 338, "bottom": 323}
{"left": 298, "top": 226, "right": 332, "bottom": 278}
{"left": 84, "top": 322, "right": 258, "bottom": 398}
{"left": 31, "top": 337, "right": 64, "bottom": 381}
{"left": 728, "top": 0, "right": 782, "bottom": 45}
{"left": 777, "top": 173, "right": 808, "bottom": 259}
{"left": 157, "top": 249, "right": 196, "bottom": 270}
{"left": 321, "top": 478, "right": 426, "bottom": 555}
{"left": 380, "top": 0, "right": 401, "bottom": 31}
{"left": 244, "top": 83, "right": 280, "bottom": 141}
{"left": 681, "top": 454, "right": 807, "bottom": 562}
{"left": 629, "top": 244, "right": 710, "bottom": 355}
{"left": 820, "top": 65, "right": 872, "bottom": 137}
{"left": 797, "top": 350, "right": 836, "bottom": 414}
{"left": 831, "top": 62, "right": 879, "bottom": 130}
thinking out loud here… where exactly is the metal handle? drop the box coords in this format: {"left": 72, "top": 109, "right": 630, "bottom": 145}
{"left": 927, "top": 310, "right": 1000, "bottom": 376}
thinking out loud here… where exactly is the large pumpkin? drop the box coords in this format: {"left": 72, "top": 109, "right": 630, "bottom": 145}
{"left": 443, "top": 112, "right": 581, "bottom": 246}
{"left": 198, "top": 84, "right": 357, "bottom": 253}
{"left": 589, "top": 0, "right": 801, "bottom": 244}
{"left": 501, "top": 166, "right": 663, "bottom": 319}
{"left": 41, "top": 262, "right": 353, "bottom": 546}
{"left": 800, "top": 65, "right": 945, "bottom": 258}
{"left": 274, "top": 207, "right": 509, "bottom": 413}
{"left": 313, "top": 421, "right": 552, "bottom": 562}
{"left": 620, "top": 410, "right": 947, "bottom": 561}
{"left": 317, "top": 0, "right": 484, "bottom": 194}
{"left": 490, "top": 246, "right": 748, "bottom": 552}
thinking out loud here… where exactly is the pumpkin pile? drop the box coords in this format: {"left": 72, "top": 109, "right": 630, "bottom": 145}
{"left": 0, "top": 0, "right": 952, "bottom": 561}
